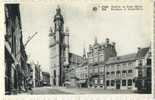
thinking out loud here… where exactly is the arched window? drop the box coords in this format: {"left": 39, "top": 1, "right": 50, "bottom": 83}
{"left": 111, "top": 80, "right": 115, "bottom": 86}
{"left": 147, "top": 59, "right": 151, "bottom": 65}
{"left": 106, "top": 80, "right": 109, "bottom": 86}
{"left": 128, "top": 79, "right": 132, "bottom": 86}
{"left": 54, "top": 70, "right": 56, "bottom": 77}
{"left": 116, "top": 71, "right": 120, "bottom": 76}
{"left": 122, "top": 80, "right": 126, "bottom": 86}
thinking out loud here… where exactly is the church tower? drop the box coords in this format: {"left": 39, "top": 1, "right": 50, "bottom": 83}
{"left": 49, "top": 6, "right": 69, "bottom": 86}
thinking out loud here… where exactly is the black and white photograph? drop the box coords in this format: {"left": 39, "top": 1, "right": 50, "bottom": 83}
{"left": 2, "top": 0, "right": 154, "bottom": 98}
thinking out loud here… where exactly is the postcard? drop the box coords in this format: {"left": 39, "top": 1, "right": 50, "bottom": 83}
{"left": 0, "top": 0, "right": 154, "bottom": 100}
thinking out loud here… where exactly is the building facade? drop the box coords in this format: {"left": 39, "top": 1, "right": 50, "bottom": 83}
{"left": 135, "top": 47, "right": 151, "bottom": 93}
{"left": 4, "top": 4, "right": 29, "bottom": 94}
{"left": 31, "top": 62, "right": 42, "bottom": 87}
{"left": 105, "top": 53, "right": 137, "bottom": 90}
{"left": 87, "top": 38, "right": 117, "bottom": 88}
{"left": 74, "top": 39, "right": 151, "bottom": 92}
{"left": 75, "top": 49, "right": 88, "bottom": 88}
{"left": 26, "top": 63, "right": 33, "bottom": 89}
{"left": 42, "top": 72, "right": 50, "bottom": 86}
{"left": 64, "top": 53, "right": 83, "bottom": 87}
{"left": 105, "top": 47, "right": 151, "bottom": 92}
{"left": 75, "top": 62, "right": 88, "bottom": 88}
{"left": 34, "top": 63, "right": 42, "bottom": 87}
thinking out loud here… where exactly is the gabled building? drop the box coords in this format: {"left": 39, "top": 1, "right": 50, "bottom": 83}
{"left": 75, "top": 48, "right": 88, "bottom": 88}
{"left": 65, "top": 53, "right": 83, "bottom": 87}
{"left": 135, "top": 47, "right": 151, "bottom": 93}
{"left": 87, "top": 38, "right": 117, "bottom": 88}
{"left": 104, "top": 46, "right": 151, "bottom": 92}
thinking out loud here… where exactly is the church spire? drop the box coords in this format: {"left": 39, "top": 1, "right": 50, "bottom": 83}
{"left": 53, "top": 5, "right": 64, "bottom": 32}
{"left": 83, "top": 47, "right": 86, "bottom": 59}
{"left": 94, "top": 36, "right": 98, "bottom": 44}
{"left": 56, "top": 5, "right": 61, "bottom": 14}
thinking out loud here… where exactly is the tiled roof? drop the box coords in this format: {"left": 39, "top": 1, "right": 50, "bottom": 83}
{"left": 106, "top": 53, "right": 137, "bottom": 64}
{"left": 136, "top": 47, "right": 149, "bottom": 59}
{"left": 69, "top": 52, "right": 82, "bottom": 58}
{"left": 69, "top": 52, "right": 83, "bottom": 64}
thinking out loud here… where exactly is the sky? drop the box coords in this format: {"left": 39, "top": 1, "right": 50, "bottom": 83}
{"left": 19, "top": 1, "right": 152, "bottom": 72}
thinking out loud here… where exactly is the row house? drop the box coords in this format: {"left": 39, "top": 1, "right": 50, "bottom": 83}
{"left": 105, "top": 53, "right": 137, "bottom": 90}
{"left": 75, "top": 54, "right": 88, "bottom": 88}
{"left": 77, "top": 37, "right": 151, "bottom": 93}
{"left": 64, "top": 53, "right": 83, "bottom": 87}
{"left": 26, "top": 63, "right": 33, "bottom": 89}
{"left": 31, "top": 62, "right": 42, "bottom": 87}
{"left": 105, "top": 46, "right": 151, "bottom": 93}
{"left": 4, "top": 4, "right": 30, "bottom": 94}
{"left": 135, "top": 47, "right": 151, "bottom": 93}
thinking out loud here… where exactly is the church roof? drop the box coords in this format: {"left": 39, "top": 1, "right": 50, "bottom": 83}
{"left": 69, "top": 52, "right": 83, "bottom": 65}
{"left": 105, "top": 46, "right": 150, "bottom": 65}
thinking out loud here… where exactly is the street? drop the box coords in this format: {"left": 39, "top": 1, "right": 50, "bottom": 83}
{"left": 23, "top": 87, "right": 136, "bottom": 95}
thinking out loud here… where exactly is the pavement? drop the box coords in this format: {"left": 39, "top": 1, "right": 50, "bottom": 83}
{"left": 28, "top": 87, "right": 136, "bottom": 95}
{"left": 31, "top": 87, "right": 71, "bottom": 94}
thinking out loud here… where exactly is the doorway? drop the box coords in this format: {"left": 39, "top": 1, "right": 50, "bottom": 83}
{"left": 53, "top": 70, "right": 56, "bottom": 86}
{"left": 116, "top": 80, "right": 120, "bottom": 89}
